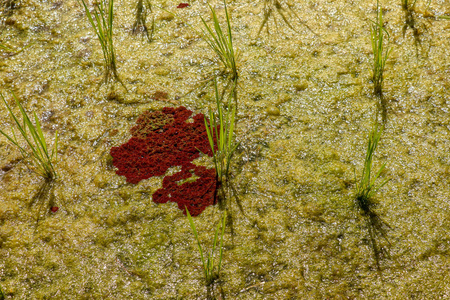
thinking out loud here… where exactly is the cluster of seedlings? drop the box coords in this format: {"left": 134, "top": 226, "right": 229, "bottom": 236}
{"left": 0, "top": 0, "right": 447, "bottom": 297}
{"left": 0, "top": 92, "right": 58, "bottom": 181}
{"left": 79, "top": 0, "right": 125, "bottom": 88}
{"left": 371, "top": 1, "right": 391, "bottom": 98}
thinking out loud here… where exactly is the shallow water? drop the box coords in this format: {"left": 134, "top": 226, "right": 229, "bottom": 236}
{"left": 1, "top": 0, "right": 450, "bottom": 298}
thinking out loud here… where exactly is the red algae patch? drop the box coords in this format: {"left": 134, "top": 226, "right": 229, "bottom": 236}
{"left": 110, "top": 107, "right": 217, "bottom": 216}
{"left": 177, "top": 3, "right": 190, "bottom": 9}
{"left": 153, "top": 163, "right": 217, "bottom": 217}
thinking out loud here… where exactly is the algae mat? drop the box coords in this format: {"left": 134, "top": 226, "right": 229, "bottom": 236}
{"left": 1, "top": 0, "right": 450, "bottom": 298}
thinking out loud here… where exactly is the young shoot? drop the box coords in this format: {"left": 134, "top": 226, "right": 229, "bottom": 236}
{"left": 79, "top": 0, "right": 124, "bottom": 86}
{"left": 371, "top": 2, "right": 391, "bottom": 97}
{"left": 0, "top": 92, "right": 58, "bottom": 180}
{"left": 355, "top": 122, "right": 389, "bottom": 214}
{"left": 186, "top": 207, "right": 227, "bottom": 286}
{"left": 201, "top": 0, "right": 238, "bottom": 80}
{"left": 204, "top": 79, "right": 239, "bottom": 185}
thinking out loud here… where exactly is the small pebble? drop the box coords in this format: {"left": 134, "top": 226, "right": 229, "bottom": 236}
{"left": 266, "top": 105, "right": 280, "bottom": 116}
{"left": 275, "top": 93, "right": 292, "bottom": 106}
{"left": 93, "top": 174, "right": 109, "bottom": 189}
{"left": 294, "top": 80, "right": 308, "bottom": 91}
{"left": 158, "top": 12, "right": 174, "bottom": 22}
{"left": 154, "top": 67, "right": 171, "bottom": 76}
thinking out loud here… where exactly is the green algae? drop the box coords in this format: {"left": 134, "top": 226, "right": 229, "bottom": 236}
{"left": 0, "top": 0, "right": 450, "bottom": 299}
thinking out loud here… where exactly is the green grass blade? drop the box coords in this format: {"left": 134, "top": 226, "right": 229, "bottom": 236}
{"left": 0, "top": 282, "right": 4, "bottom": 300}
{"left": 218, "top": 211, "right": 226, "bottom": 273}
{"left": 79, "top": 0, "right": 120, "bottom": 85}
{"left": 1, "top": 92, "right": 57, "bottom": 179}
{"left": 0, "top": 128, "right": 23, "bottom": 152}
{"left": 199, "top": 0, "right": 237, "bottom": 79}
{"left": 356, "top": 121, "right": 389, "bottom": 211}
{"left": 204, "top": 115, "right": 219, "bottom": 174}
{"left": 33, "top": 113, "right": 46, "bottom": 151}
{"left": 186, "top": 207, "right": 207, "bottom": 277}
{"left": 52, "top": 130, "right": 58, "bottom": 162}
{"left": 371, "top": 2, "right": 390, "bottom": 96}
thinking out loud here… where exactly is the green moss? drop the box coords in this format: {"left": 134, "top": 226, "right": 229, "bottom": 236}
{"left": 0, "top": 0, "right": 449, "bottom": 298}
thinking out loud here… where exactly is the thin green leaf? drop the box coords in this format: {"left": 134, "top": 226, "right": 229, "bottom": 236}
{"left": 186, "top": 207, "right": 207, "bottom": 276}
{"left": 0, "top": 92, "right": 57, "bottom": 179}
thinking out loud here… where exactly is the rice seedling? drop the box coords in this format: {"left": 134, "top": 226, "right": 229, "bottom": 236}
{"left": 0, "top": 92, "right": 57, "bottom": 180}
{"left": 371, "top": 2, "right": 391, "bottom": 97}
{"left": 354, "top": 122, "right": 392, "bottom": 272}
{"left": 355, "top": 122, "right": 389, "bottom": 214}
{"left": 201, "top": 0, "right": 238, "bottom": 80}
{"left": 79, "top": 0, "right": 124, "bottom": 86}
{"left": 132, "top": 0, "right": 154, "bottom": 43}
{"left": 204, "top": 79, "right": 239, "bottom": 186}
{"left": 186, "top": 207, "right": 227, "bottom": 286}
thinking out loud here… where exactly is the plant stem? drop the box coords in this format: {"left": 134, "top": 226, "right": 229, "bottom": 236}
{"left": 371, "top": 1, "right": 391, "bottom": 97}
{"left": 201, "top": 0, "right": 238, "bottom": 80}
{"left": 0, "top": 92, "right": 58, "bottom": 180}
{"left": 204, "top": 79, "right": 239, "bottom": 186}
{"left": 355, "top": 122, "right": 389, "bottom": 214}
{"left": 79, "top": 0, "right": 125, "bottom": 87}
{"left": 186, "top": 207, "right": 227, "bottom": 286}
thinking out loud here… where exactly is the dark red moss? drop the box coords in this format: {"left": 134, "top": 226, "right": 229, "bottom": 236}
{"left": 177, "top": 3, "right": 190, "bottom": 8}
{"left": 153, "top": 163, "right": 217, "bottom": 216}
{"left": 110, "top": 106, "right": 217, "bottom": 216}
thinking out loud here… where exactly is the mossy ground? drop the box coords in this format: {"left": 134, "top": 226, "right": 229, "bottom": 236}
{"left": 1, "top": 0, "right": 450, "bottom": 298}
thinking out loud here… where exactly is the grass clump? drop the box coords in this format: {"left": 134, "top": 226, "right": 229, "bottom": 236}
{"left": 79, "top": 0, "right": 123, "bottom": 86}
{"left": 201, "top": 0, "right": 238, "bottom": 80}
{"left": 0, "top": 92, "right": 58, "bottom": 180}
{"left": 204, "top": 79, "right": 239, "bottom": 186}
{"left": 186, "top": 207, "right": 227, "bottom": 286}
{"left": 355, "top": 122, "right": 391, "bottom": 271}
{"left": 371, "top": 2, "right": 391, "bottom": 97}
{"left": 355, "top": 122, "right": 389, "bottom": 214}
